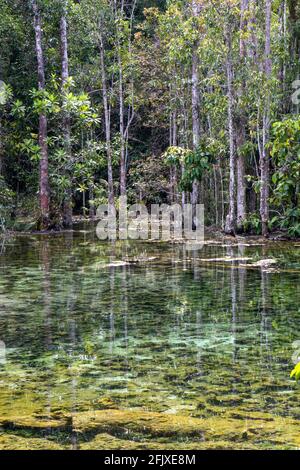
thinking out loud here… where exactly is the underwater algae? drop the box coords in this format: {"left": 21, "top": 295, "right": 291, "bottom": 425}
{"left": 0, "top": 405, "right": 300, "bottom": 450}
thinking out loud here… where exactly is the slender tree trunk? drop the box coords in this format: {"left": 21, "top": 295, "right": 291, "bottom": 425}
{"left": 89, "top": 185, "right": 95, "bottom": 219}
{"left": 114, "top": 0, "right": 136, "bottom": 198}
{"left": 225, "top": 25, "right": 236, "bottom": 235}
{"left": 118, "top": 59, "right": 126, "bottom": 197}
{"left": 0, "top": 76, "right": 3, "bottom": 176}
{"left": 124, "top": 2, "right": 136, "bottom": 181}
{"left": 260, "top": 0, "right": 272, "bottom": 237}
{"left": 191, "top": 53, "right": 200, "bottom": 149}
{"left": 236, "top": 128, "right": 246, "bottom": 228}
{"left": 191, "top": 1, "right": 201, "bottom": 218}
{"left": 113, "top": 1, "right": 126, "bottom": 198}
{"left": 60, "top": 6, "right": 73, "bottom": 228}
{"left": 0, "top": 120, "right": 3, "bottom": 177}
{"left": 213, "top": 165, "right": 219, "bottom": 226}
{"left": 169, "top": 111, "right": 173, "bottom": 203}
{"left": 280, "top": 0, "right": 287, "bottom": 109}
{"left": 191, "top": 2, "right": 201, "bottom": 150}
{"left": 99, "top": 27, "right": 114, "bottom": 207}
{"left": 289, "top": 0, "right": 300, "bottom": 69}
{"left": 32, "top": 0, "right": 49, "bottom": 230}
{"left": 172, "top": 112, "right": 178, "bottom": 203}
{"left": 288, "top": 1, "right": 300, "bottom": 115}
{"left": 248, "top": 0, "right": 259, "bottom": 63}
{"left": 219, "top": 165, "right": 225, "bottom": 229}
{"left": 191, "top": 45, "right": 200, "bottom": 213}
{"left": 236, "top": 0, "right": 248, "bottom": 231}
{"left": 169, "top": 110, "right": 178, "bottom": 203}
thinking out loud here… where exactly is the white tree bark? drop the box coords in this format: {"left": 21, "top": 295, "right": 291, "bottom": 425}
{"left": 260, "top": 0, "right": 272, "bottom": 237}
{"left": 99, "top": 25, "right": 115, "bottom": 207}
{"left": 236, "top": 0, "right": 249, "bottom": 230}
{"left": 31, "top": 0, "right": 49, "bottom": 229}
{"left": 60, "top": 3, "right": 73, "bottom": 227}
{"left": 225, "top": 24, "right": 236, "bottom": 235}
{"left": 191, "top": 1, "right": 202, "bottom": 215}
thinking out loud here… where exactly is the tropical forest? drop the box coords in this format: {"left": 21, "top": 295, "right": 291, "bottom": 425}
{"left": 0, "top": 0, "right": 300, "bottom": 453}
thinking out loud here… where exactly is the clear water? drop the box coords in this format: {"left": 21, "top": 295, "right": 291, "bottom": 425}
{"left": 0, "top": 226, "right": 299, "bottom": 449}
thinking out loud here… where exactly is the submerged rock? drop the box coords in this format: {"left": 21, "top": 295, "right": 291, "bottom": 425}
{"left": 0, "top": 407, "right": 299, "bottom": 450}
{"left": 248, "top": 259, "right": 277, "bottom": 268}
{"left": 96, "top": 397, "right": 118, "bottom": 410}
{"left": 197, "top": 257, "right": 253, "bottom": 263}
{"left": 73, "top": 408, "right": 300, "bottom": 449}
{"left": 73, "top": 409, "right": 205, "bottom": 438}
{"left": 0, "top": 414, "right": 69, "bottom": 430}
{"left": 78, "top": 432, "right": 259, "bottom": 450}
{"left": 0, "top": 434, "right": 65, "bottom": 450}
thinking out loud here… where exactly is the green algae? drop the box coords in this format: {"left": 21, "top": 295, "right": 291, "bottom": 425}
{"left": 72, "top": 407, "right": 300, "bottom": 448}
{"left": 0, "top": 415, "right": 69, "bottom": 430}
{"left": 0, "top": 434, "right": 65, "bottom": 450}
{"left": 0, "top": 406, "right": 299, "bottom": 450}
{"left": 73, "top": 409, "right": 204, "bottom": 438}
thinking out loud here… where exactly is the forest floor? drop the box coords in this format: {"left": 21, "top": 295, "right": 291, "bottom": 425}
{"left": 2, "top": 226, "right": 299, "bottom": 244}
{"left": 1, "top": 215, "right": 300, "bottom": 243}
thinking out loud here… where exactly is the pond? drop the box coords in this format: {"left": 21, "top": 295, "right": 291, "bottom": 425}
{"left": 0, "top": 226, "right": 299, "bottom": 449}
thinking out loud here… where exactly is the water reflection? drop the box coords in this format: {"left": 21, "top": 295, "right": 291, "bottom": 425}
{"left": 0, "top": 229, "right": 300, "bottom": 448}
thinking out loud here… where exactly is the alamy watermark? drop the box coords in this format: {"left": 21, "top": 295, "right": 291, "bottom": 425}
{"left": 95, "top": 197, "right": 204, "bottom": 251}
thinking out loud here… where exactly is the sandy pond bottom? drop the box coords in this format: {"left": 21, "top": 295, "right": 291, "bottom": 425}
{"left": 0, "top": 227, "right": 299, "bottom": 449}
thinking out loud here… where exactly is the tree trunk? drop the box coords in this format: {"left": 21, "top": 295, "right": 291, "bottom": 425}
{"left": 119, "top": 60, "right": 126, "bottom": 197}
{"left": 248, "top": 0, "right": 259, "bottom": 63}
{"left": 99, "top": 27, "right": 114, "bottom": 207}
{"left": 191, "top": 45, "right": 200, "bottom": 213}
{"left": 289, "top": 0, "right": 300, "bottom": 67}
{"left": 0, "top": 120, "right": 3, "bottom": 177}
{"left": 191, "top": 2, "right": 201, "bottom": 150}
{"left": 0, "top": 78, "right": 3, "bottom": 177}
{"left": 172, "top": 112, "right": 178, "bottom": 203}
{"left": 225, "top": 25, "right": 236, "bottom": 235}
{"left": 60, "top": 6, "right": 73, "bottom": 228}
{"left": 236, "top": 127, "right": 246, "bottom": 229}
{"left": 113, "top": 2, "right": 127, "bottom": 198}
{"left": 89, "top": 185, "right": 95, "bottom": 220}
{"left": 169, "top": 110, "right": 178, "bottom": 203}
{"left": 191, "top": 1, "right": 201, "bottom": 218}
{"left": 236, "top": 0, "right": 248, "bottom": 231}
{"left": 280, "top": 0, "right": 287, "bottom": 110}
{"left": 260, "top": 0, "right": 272, "bottom": 237}
{"left": 32, "top": 0, "right": 49, "bottom": 230}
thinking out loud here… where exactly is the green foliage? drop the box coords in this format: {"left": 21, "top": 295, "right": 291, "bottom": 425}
{"left": 31, "top": 89, "right": 60, "bottom": 116}
{"left": 270, "top": 117, "right": 300, "bottom": 237}
{"left": 11, "top": 99, "right": 26, "bottom": 118}
{"left": 129, "top": 154, "right": 169, "bottom": 205}
{"left": 290, "top": 363, "right": 300, "bottom": 381}
{"left": 0, "top": 177, "right": 15, "bottom": 231}
{"left": 163, "top": 146, "right": 192, "bottom": 167}
{"left": 180, "top": 145, "right": 214, "bottom": 192}
{"left": 270, "top": 208, "right": 300, "bottom": 237}
{"left": 242, "top": 213, "right": 262, "bottom": 235}
{"left": 0, "top": 82, "right": 12, "bottom": 106}
{"left": 20, "top": 139, "right": 41, "bottom": 161}
{"left": 163, "top": 143, "right": 214, "bottom": 193}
